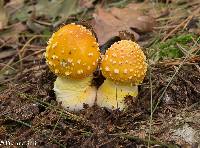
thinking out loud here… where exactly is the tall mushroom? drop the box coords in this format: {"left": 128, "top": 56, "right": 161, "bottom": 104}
{"left": 45, "top": 23, "right": 100, "bottom": 111}
{"left": 97, "top": 40, "right": 147, "bottom": 110}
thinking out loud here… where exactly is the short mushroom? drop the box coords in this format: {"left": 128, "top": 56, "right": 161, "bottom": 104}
{"left": 97, "top": 40, "right": 147, "bottom": 110}
{"left": 45, "top": 23, "right": 100, "bottom": 111}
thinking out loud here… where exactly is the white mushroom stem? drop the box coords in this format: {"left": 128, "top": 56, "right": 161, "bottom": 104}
{"left": 97, "top": 79, "right": 138, "bottom": 110}
{"left": 54, "top": 76, "right": 96, "bottom": 111}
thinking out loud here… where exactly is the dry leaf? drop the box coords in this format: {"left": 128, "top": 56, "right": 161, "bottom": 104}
{"left": 0, "top": 50, "right": 16, "bottom": 59}
{"left": 4, "top": 0, "right": 24, "bottom": 16}
{"left": 0, "top": 1, "right": 8, "bottom": 29}
{"left": 35, "top": 0, "right": 80, "bottom": 20}
{"left": 79, "top": 0, "right": 94, "bottom": 9}
{"left": 92, "top": 3, "right": 155, "bottom": 45}
{"left": 0, "top": 22, "right": 26, "bottom": 45}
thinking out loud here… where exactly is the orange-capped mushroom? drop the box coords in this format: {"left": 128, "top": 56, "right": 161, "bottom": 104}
{"left": 97, "top": 40, "right": 147, "bottom": 110}
{"left": 45, "top": 23, "right": 100, "bottom": 111}
{"left": 45, "top": 23, "right": 100, "bottom": 79}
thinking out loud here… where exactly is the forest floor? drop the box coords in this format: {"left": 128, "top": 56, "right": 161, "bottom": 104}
{"left": 0, "top": 0, "right": 200, "bottom": 147}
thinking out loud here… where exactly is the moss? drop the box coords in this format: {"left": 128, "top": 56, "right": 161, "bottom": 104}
{"left": 159, "top": 34, "right": 194, "bottom": 49}
{"left": 151, "top": 34, "right": 197, "bottom": 60}
{"left": 159, "top": 47, "right": 184, "bottom": 59}
{"left": 175, "top": 34, "right": 194, "bottom": 43}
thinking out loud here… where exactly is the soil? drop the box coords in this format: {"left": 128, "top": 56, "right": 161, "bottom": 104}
{"left": 0, "top": 55, "right": 200, "bottom": 147}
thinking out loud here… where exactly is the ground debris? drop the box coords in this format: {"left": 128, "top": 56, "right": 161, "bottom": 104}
{"left": 92, "top": 2, "right": 155, "bottom": 45}
{"left": 0, "top": 56, "right": 199, "bottom": 147}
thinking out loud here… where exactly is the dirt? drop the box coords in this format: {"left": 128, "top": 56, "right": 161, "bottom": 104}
{"left": 0, "top": 56, "right": 200, "bottom": 147}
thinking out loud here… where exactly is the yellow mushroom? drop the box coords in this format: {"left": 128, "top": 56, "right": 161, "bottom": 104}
{"left": 97, "top": 40, "right": 147, "bottom": 110}
{"left": 45, "top": 23, "right": 100, "bottom": 111}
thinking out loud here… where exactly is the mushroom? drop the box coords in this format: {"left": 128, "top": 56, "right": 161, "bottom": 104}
{"left": 45, "top": 23, "right": 100, "bottom": 111}
{"left": 97, "top": 40, "right": 147, "bottom": 110}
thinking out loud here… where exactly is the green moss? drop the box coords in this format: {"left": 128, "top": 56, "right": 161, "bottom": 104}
{"left": 175, "top": 34, "right": 194, "bottom": 43}
{"left": 159, "top": 47, "right": 183, "bottom": 59}
{"left": 159, "top": 34, "right": 194, "bottom": 49}
{"left": 151, "top": 34, "right": 197, "bottom": 60}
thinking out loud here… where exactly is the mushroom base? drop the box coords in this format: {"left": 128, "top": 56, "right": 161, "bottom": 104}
{"left": 54, "top": 76, "right": 96, "bottom": 111}
{"left": 97, "top": 79, "right": 138, "bottom": 110}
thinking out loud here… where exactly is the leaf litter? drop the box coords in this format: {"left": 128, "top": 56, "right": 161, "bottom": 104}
{"left": 0, "top": 22, "right": 26, "bottom": 45}
{"left": 0, "top": 0, "right": 8, "bottom": 30}
{"left": 91, "top": 2, "right": 156, "bottom": 45}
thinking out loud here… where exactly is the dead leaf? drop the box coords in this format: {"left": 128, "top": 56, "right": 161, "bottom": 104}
{"left": 0, "top": 23, "right": 26, "bottom": 45}
{"left": 0, "top": 50, "right": 16, "bottom": 59}
{"left": 110, "top": 7, "right": 155, "bottom": 32}
{"left": 92, "top": 3, "right": 156, "bottom": 45}
{"left": 26, "top": 19, "right": 46, "bottom": 33}
{"left": 6, "top": 0, "right": 31, "bottom": 22}
{"left": 0, "top": 1, "right": 8, "bottom": 29}
{"left": 4, "top": 0, "right": 24, "bottom": 16}
{"left": 35, "top": 0, "right": 80, "bottom": 20}
{"left": 79, "top": 0, "right": 94, "bottom": 9}
{"left": 189, "top": 28, "right": 200, "bottom": 35}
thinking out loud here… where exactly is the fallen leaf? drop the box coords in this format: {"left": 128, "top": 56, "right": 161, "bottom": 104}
{"left": 4, "top": 0, "right": 24, "bottom": 16}
{"left": 110, "top": 7, "right": 155, "bottom": 32}
{"left": 0, "top": 50, "right": 16, "bottom": 59}
{"left": 4, "top": 0, "right": 28, "bottom": 22}
{"left": 189, "top": 28, "right": 200, "bottom": 36}
{"left": 35, "top": 0, "right": 80, "bottom": 20}
{"left": 0, "top": 23, "right": 26, "bottom": 45}
{"left": 0, "top": 1, "right": 8, "bottom": 29}
{"left": 79, "top": 0, "right": 95, "bottom": 9}
{"left": 92, "top": 3, "right": 156, "bottom": 45}
{"left": 26, "top": 19, "right": 46, "bottom": 33}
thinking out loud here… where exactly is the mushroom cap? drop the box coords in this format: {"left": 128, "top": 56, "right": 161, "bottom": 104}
{"left": 101, "top": 40, "right": 147, "bottom": 85}
{"left": 45, "top": 23, "right": 100, "bottom": 79}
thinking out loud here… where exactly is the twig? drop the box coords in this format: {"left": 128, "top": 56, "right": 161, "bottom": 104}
{"left": 18, "top": 93, "right": 91, "bottom": 125}
{"left": 176, "top": 43, "right": 192, "bottom": 56}
{"left": 12, "top": 50, "right": 45, "bottom": 67}
{"left": 0, "top": 63, "right": 16, "bottom": 71}
{"left": 5, "top": 116, "right": 31, "bottom": 128}
{"left": 162, "top": 7, "right": 200, "bottom": 42}
{"left": 152, "top": 37, "right": 200, "bottom": 114}
{"left": 49, "top": 111, "right": 63, "bottom": 140}
{"left": 32, "top": 19, "right": 52, "bottom": 26}
{"left": 162, "top": 15, "right": 193, "bottom": 42}
{"left": 148, "top": 62, "right": 153, "bottom": 148}
{"left": 18, "top": 35, "right": 43, "bottom": 71}
{"left": 0, "top": 56, "right": 16, "bottom": 73}
{"left": 110, "top": 133, "right": 178, "bottom": 148}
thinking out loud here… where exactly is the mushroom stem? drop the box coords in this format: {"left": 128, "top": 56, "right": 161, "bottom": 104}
{"left": 54, "top": 76, "right": 96, "bottom": 111}
{"left": 97, "top": 79, "right": 138, "bottom": 110}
